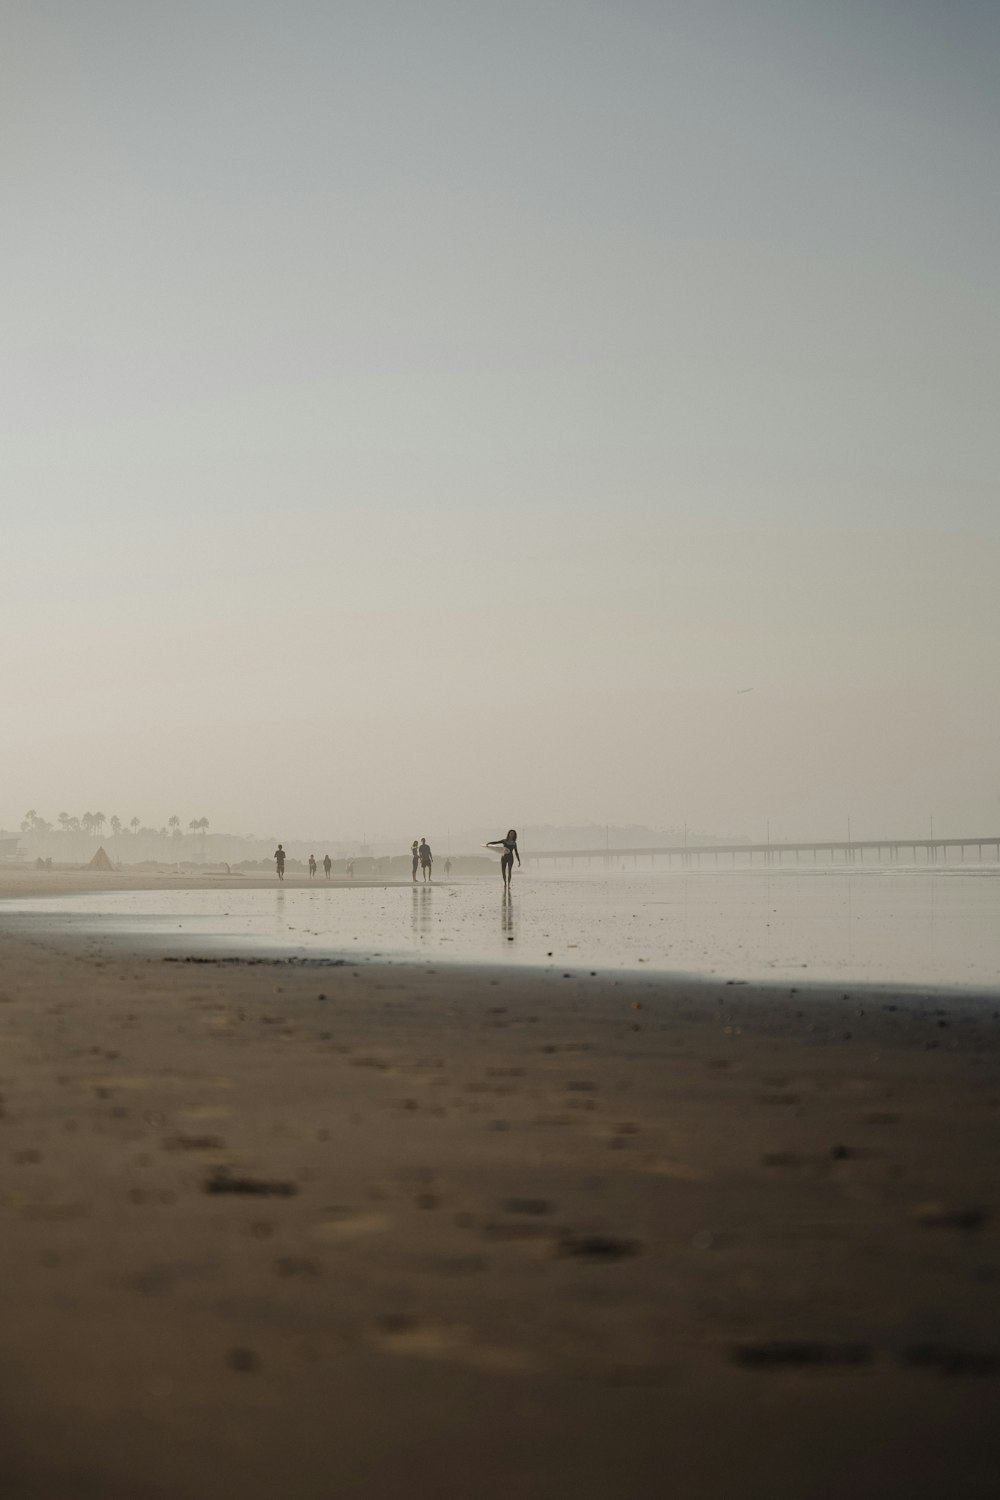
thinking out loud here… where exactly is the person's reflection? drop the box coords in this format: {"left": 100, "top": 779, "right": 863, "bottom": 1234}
{"left": 501, "top": 889, "right": 515, "bottom": 943}
{"left": 411, "top": 883, "right": 432, "bottom": 937}
{"left": 274, "top": 886, "right": 287, "bottom": 937}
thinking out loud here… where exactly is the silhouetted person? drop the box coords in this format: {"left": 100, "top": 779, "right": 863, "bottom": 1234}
{"left": 323, "top": 854, "right": 332, "bottom": 879}
{"left": 274, "top": 844, "right": 286, "bottom": 881}
{"left": 411, "top": 840, "right": 419, "bottom": 882}
{"left": 486, "top": 830, "right": 520, "bottom": 890}
{"left": 346, "top": 858, "right": 355, "bottom": 878}
{"left": 444, "top": 858, "right": 452, "bottom": 876}
{"left": 419, "top": 838, "right": 433, "bottom": 882}
{"left": 308, "top": 854, "right": 317, "bottom": 879}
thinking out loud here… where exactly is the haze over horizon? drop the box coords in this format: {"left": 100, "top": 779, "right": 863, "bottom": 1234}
{"left": 6, "top": 1, "right": 999, "bottom": 846}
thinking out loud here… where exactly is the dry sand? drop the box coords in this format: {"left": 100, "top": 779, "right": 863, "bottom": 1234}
{"left": 1, "top": 871, "right": 999, "bottom": 1498}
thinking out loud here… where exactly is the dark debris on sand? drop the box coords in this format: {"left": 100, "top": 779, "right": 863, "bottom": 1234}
{"left": 732, "top": 1341, "right": 873, "bottom": 1369}
{"left": 553, "top": 1234, "right": 640, "bottom": 1261}
{"left": 204, "top": 1170, "right": 297, "bottom": 1197}
{"left": 901, "top": 1344, "right": 1000, "bottom": 1377}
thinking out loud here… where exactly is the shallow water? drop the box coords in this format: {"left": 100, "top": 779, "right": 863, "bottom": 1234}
{"left": 4, "top": 865, "right": 1000, "bottom": 989}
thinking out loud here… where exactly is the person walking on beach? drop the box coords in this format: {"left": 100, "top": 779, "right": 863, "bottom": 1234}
{"left": 486, "top": 830, "right": 520, "bottom": 890}
{"left": 308, "top": 854, "right": 317, "bottom": 879}
{"left": 411, "top": 840, "right": 420, "bottom": 882}
{"left": 419, "top": 838, "right": 433, "bottom": 882}
{"left": 444, "top": 857, "right": 452, "bottom": 877}
{"left": 323, "top": 854, "right": 332, "bottom": 879}
{"left": 274, "top": 844, "right": 286, "bottom": 881}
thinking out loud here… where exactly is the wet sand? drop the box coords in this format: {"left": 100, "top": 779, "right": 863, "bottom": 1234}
{"left": 2, "top": 875, "right": 1000, "bottom": 1498}
{"left": 0, "top": 867, "right": 407, "bottom": 900}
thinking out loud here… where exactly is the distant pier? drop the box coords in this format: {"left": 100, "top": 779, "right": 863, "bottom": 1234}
{"left": 525, "top": 837, "right": 1000, "bottom": 868}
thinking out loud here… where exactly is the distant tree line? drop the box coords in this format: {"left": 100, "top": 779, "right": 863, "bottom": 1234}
{"left": 21, "top": 809, "right": 209, "bottom": 842}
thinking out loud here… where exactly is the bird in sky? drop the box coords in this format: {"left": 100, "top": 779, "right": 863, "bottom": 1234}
{"left": 737, "top": 687, "right": 755, "bottom": 694}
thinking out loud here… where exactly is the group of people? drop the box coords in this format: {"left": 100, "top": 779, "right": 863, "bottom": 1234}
{"left": 409, "top": 831, "right": 520, "bottom": 888}
{"left": 273, "top": 845, "right": 341, "bottom": 881}
{"left": 272, "top": 831, "right": 519, "bottom": 887}
{"left": 411, "top": 839, "right": 433, "bottom": 881}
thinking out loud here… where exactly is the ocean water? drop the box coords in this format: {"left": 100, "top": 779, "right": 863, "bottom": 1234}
{"left": 4, "top": 865, "right": 1000, "bottom": 990}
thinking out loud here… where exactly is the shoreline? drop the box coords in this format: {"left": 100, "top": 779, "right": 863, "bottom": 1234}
{"left": 3, "top": 868, "right": 1000, "bottom": 1004}
{"left": 0, "top": 867, "right": 418, "bottom": 900}
{"left": 5, "top": 905, "right": 1000, "bottom": 1014}
{"left": 1, "top": 895, "right": 999, "bottom": 1495}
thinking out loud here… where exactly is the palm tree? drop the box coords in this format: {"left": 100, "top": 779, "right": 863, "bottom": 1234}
{"left": 94, "top": 811, "right": 106, "bottom": 836}
{"left": 109, "top": 816, "right": 122, "bottom": 838}
{"left": 81, "top": 812, "right": 95, "bottom": 838}
{"left": 20, "top": 809, "right": 52, "bottom": 836}
{"left": 130, "top": 817, "right": 140, "bottom": 836}
{"left": 169, "top": 815, "right": 182, "bottom": 840}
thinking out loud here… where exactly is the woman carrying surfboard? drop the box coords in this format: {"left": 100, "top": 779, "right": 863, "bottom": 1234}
{"left": 486, "top": 830, "right": 520, "bottom": 890}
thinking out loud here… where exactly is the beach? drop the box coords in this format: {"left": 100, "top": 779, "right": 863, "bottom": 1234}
{"left": 2, "top": 871, "right": 999, "bottom": 1498}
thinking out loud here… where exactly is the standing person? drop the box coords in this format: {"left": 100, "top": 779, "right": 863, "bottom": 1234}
{"left": 323, "top": 854, "right": 332, "bottom": 879}
{"left": 346, "top": 858, "right": 355, "bottom": 878}
{"left": 411, "top": 840, "right": 420, "bottom": 882}
{"left": 274, "top": 843, "right": 286, "bottom": 881}
{"left": 444, "top": 857, "right": 452, "bottom": 877}
{"left": 486, "top": 830, "right": 520, "bottom": 890}
{"left": 308, "top": 854, "right": 317, "bottom": 879}
{"left": 419, "top": 838, "right": 433, "bottom": 882}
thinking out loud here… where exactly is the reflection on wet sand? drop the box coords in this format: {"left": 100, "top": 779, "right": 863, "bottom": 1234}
{"left": 3, "top": 868, "right": 1000, "bottom": 986}
{"left": 411, "top": 884, "right": 432, "bottom": 937}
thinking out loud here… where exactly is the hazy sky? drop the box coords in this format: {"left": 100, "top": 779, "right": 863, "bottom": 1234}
{"left": 5, "top": 0, "right": 999, "bottom": 843}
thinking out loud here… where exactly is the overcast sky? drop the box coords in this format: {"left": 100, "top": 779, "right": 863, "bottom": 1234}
{"left": 4, "top": 0, "right": 998, "bottom": 844}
